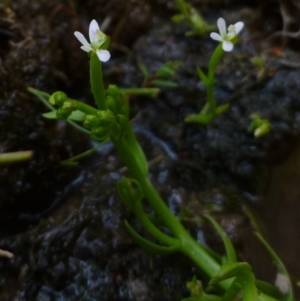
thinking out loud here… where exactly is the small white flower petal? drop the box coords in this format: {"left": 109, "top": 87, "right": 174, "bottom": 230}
{"left": 74, "top": 31, "right": 91, "bottom": 48}
{"left": 96, "top": 49, "right": 110, "bottom": 62}
{"left": 80, "top": 45, "right": 93, "bottom": 52}
{"left": 217, "top": 18, "right": 226, "bottom": 37}
{"left": 222, "top": 41, "right": 233, "bottom": 52}
{"left": 89, "top": 19, "right": 100, "bottom": 45}
{"left": 234, "top": 21, "right": 244, "bottom": 34}
{"left": 210, "top": 32, "right": 223, "bottom": 41}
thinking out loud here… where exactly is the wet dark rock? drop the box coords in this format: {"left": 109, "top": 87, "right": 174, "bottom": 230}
{"left": 1, "top": 0, "right": 300, "bottom": 300}
{"left": 0, "top": 0, "right": 89, "bottom": 227}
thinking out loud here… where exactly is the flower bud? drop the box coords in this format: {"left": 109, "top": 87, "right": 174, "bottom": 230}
{"left": 56, "top": 100, "right": 77, "bottom": 120}
{"left": 49, "top": 91, "right": 67, "bottom": 106}
{"left": 83, "top": 114, "right": 99, "bottom": 130}
{"left": 91, "top": 126, "right": 109, "bottom": 141}
{"left": 97, "top": 109, "right": 115, "bottom": 127}
{"left": 117, "top": 177, "right": 143, "bottom": 210}
{"left": 106, "top": 95, "right": 117, "bottom": 115}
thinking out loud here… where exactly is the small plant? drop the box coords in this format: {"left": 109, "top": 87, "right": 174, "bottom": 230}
{"left": 185, "top": 18, "right": 244, "bottom": 125}
{"left": 30, "top": 19, "right": 293, "bottom": 301}
{"left": 248, "top": 113, "right": 271, "bottom": 138}
{"left": 138, "top": 61, "right": 181, "bottom": 89}
{"left": 172, "top": 0, "right": 216, "bottom": 36}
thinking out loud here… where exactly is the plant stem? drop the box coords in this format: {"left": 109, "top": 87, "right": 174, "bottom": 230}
{"left": 206, "top": 44, "right": 224, "bottom": 116}
{"left": 112, "top": 135, "right": 222, "bottom": 283}
{"left": 90, "top": 52, "right": 106, "bottom": 110}
{"left": 112, "top": 134, "right": 284, "bottom": 301}
{"left": 73, "top": 100, "right": 99, "bottom": 116}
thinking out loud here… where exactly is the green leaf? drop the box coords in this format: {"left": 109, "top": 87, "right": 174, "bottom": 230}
{"left": 172, "top": 14, "right": 184, "bottom": 23}
{"left": 155, "top": 61, "right": 181, "bottom": 78}
{"left": 152, "top": 79, "right": 178, "bottom": 88}
{"left": 120, "top": 88, "right": 160, "bottom": 97}
{"left": 216, "top": 103, "right": 230, "bottom": 115}
{"left": 68, "top": 110, "right": 86, "bottom": 121}
{"left": 184, "top": 113, "right": 215, "bottom": 125}
{"left": 124, "top": 220, "right": 179, "bottom": 255}
{"left": 43, "top": 110, "right": 86, "bottom": 121}
{"left": 255, "top": 280, "right": 282, "bottom": 300}
{"left": 28, "top": 87, "right": 90, "bottom": 135}
{"left": 43, "top": 111, "right": 58, "bottom": 119}
{"left": 138, "top": 63, "right": 150, "bottom": 79}
{"left": 209, "top": 262, "right": 251, "bottom": 286}
{"left": 204, "top": 215, "right": 237, "bottom": 263}
{"left": 255, "top": 232, "right": 294, "bottom": 301}
{"left": 197, "top": 67, "right": 209, "bottom": 85}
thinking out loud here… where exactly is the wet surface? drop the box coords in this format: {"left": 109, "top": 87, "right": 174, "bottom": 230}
{"left": 1, "top": 0, "right": 300, "bottom": 300}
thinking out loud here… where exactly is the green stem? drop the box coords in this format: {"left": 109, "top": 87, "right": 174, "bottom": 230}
{"left": 112, "top": 135, "right": 222, "bottom": 283}
{"left": 112, "top": 135, "right": 284, "bottom": 301}
{"left": 90, "top": 52, "right": 106, "bottom": 110}
{"left": 206, "top": 82, "right": 216, "bottom": 116}
{"left": 205, "top": 44, "right": 224, "bottom": 116}
{"left": 134, "top": 207, "right": 180, "bottom": 247}
{"left": 73, "top": 100, "right": 99, "bottom": 116}
{"left": 208, "top": 44, "right": 224, "bottom": 79}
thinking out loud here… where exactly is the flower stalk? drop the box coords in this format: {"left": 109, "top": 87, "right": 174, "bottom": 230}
{"left": 185, "top": 18, "right": 243, "bottom": 125}
{"left": 90, "top": 52, "right": 106, "bottom": 110}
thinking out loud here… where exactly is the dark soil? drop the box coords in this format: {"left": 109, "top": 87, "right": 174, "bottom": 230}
{"left": 1, "top": 0, "right": 300, "bottom": 300}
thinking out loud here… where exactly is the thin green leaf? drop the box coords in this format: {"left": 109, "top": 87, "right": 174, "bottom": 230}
{"left": 197, "top": 67, "right": 209, "bottom": 85}
{"left": 124, "top": 220, "right": 179, "bottom": 255}
{"left": 43, "top": 110, "right": 86, "bottom": 121}
{"left": 171, "top": 14, "right": 184, "bottom": 23}
{"left": 205, "top": 215, "right": 237, "bottom": 263}
{"left": 255, "top": 280, "right": 282, "bottom": 300}
{"left": 61, "top": 142, "right": 106, "bottom": 166}
{"left": 138, "top": 63, "right": 150, "bottom": 79}
{"left": 255, "top": 232, "right": 294, "bottom": 301}
{"left": 43, "top": 111, "right": 58, "bottom": 119}
{"left": 28, "top": 87, "right": 90, "bottom": 135}
{"left": 184, "top": 113, "right": 215, "bottom": 125}
{"left": 120, "top": 88, "right": 160, "bottom": 97}
{"left": 0, "top": 151, "right": 33, "bottom": 164}
{"left": 209, "top": 262, "right": 251, "bottom": 286}
{"left": 152, "top": 79, "right": 178, "bottom": 88}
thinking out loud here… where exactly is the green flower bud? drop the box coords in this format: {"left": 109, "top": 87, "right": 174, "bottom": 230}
{"left": 97, "top": 109, "right": 115, "bottom": 127}
{"left": 110, "top": 121, "right": 121, "bottom": 140}
{"left": 56, "top": 100, "right": 77, "bottom": 120}
{"left": 91, "top": 126, "right": 109, "bottom": 141}
{"left": 106, "top": 84, "right": 119, "bottom": 98}
{"left": 117, "top": 177, "right": 143, "bottom": 210}
{"left": 83, "top": 114, "right": 99, "bottom": 130}
{"left": 49, "top": 91, "right": 67, "bottom": 106}
{"left": 106, "top": 95, "right": 118, "bottom": 115}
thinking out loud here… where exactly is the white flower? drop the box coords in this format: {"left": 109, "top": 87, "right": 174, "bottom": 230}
{"left": 210, "top": 18, "right": 244, "bottom": 52}
{"left": 74, "top": 20, "right": 110, "bottom": 62}
{"left": 275, "top": 273, "right": 291, "bottom": 295}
